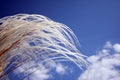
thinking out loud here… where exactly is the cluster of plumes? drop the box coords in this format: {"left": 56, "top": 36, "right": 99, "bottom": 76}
{"left": 0, "top": 14, "right": 87, "bottom": 80}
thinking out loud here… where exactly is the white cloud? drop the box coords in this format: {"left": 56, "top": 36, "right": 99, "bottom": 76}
{"left": 55, "top": 63, "right": 66, "bottom": 75}
{"left": 28, "top": 66, "right": 50, "bottom": 80}
{"left": 113, "top": 43, "right": 120, "bottom": 52}
{"left": 87, "top": 55, "right": 99, "bottom": 63}
{"left": 14, "top": 61, "right": 66, "bottom": 80}
{"left": 14, "top": 62, "right": 51, "bottom": 80}
{"left": 78, "top": 42, "right": 120, "bottom": 80}
{"left": 104, "top": 41, "right": 112, "bottom": 49}
{"left": 29, "top": 63, "right": 66, "bottom": 80}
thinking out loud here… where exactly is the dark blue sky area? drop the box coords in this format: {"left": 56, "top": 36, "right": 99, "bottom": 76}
{"left": 0, "top": 0, "right": 120, "bottom": 56}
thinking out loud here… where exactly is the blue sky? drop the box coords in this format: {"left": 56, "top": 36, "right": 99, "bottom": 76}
{"left": 0, "top": 0, "right": 120, "bottom": 80}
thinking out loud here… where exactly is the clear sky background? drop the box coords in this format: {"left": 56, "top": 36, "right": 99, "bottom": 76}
{"left": 0, "top": 0, "right": 120, "bottom": 80}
